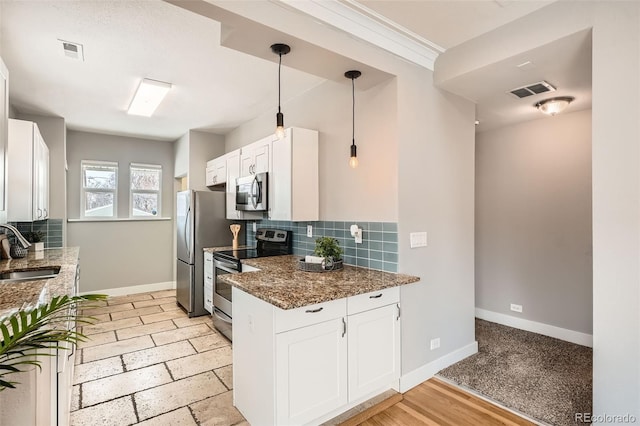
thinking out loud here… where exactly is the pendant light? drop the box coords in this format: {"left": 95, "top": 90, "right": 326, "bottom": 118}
{"left": 271, "top": 43, "right": 290, "bottom": 139}
{"left": 345, "top": 70, "right": 361, "bottom": 169}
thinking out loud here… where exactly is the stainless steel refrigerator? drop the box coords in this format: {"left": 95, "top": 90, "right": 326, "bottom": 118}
{"left": 176, "top": 190, "right": 243, "bottom": 317}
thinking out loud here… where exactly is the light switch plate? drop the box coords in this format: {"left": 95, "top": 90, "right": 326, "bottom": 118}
{"left": 410, "top": 232, "right": 427, "bottom": 248}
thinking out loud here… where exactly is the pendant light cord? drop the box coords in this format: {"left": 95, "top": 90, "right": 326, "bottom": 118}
{"left": 351, "top": 76, "right": 355, "bottom": 146}
{"left": 278, "top": 53, "right": 282, "bottom": 114}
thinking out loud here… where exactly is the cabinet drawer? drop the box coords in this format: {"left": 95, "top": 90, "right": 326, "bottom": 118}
{"left": 275, "top": 298, "right": 346, "bottom": 334}
{"left": 347, "top": 287, "right": 399, "bottom": 315}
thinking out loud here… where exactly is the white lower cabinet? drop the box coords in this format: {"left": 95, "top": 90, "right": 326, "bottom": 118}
{"left": 276, "top": 318, "right": 348, "bottom": 425}
{"left": 233, "top": 287, "right": 400, "bottom": 426}
{"left": 347, "top": 303, "right": 401, "bottom": 401}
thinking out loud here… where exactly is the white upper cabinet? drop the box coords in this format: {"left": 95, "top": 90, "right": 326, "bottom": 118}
{"left": 225, "top": 149, "right": 243, "bottom": 220}
{"left": 270, "top": 127, "right": 319, "bottom": 222}
{"left": 7, "top": 119, "right": 50, "bottom": 222}
{"left": 205, "top": 155, "right": 227, "bottom": 187}
{"left": 240, "top": 135, "right": 273, "bottom": 176}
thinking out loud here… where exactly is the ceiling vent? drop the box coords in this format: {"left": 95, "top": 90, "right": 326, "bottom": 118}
{"left": 508, "top": 81, "right": 556, "bottom": 99}
{"left": 59, "top": 39, "right": 84, "bottom": 61}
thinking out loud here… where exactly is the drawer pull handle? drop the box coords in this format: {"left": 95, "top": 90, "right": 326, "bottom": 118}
{"left": 342, "top": 317, "right": 347, "bottom": 338}
{"left": 305, "top": 307, "right": 323, "bottom": 313}
{"left": 369, "top": 293, "right": 383, "bottom": 299}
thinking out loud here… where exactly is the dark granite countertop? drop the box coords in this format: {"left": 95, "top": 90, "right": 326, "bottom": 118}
{"left": 219, "top": 254, "right": 420, "bottom": 310}
{"left": 0, "top": 247, "right": 79, "bottom": 318}
{"left": 203, "top": 245, "right": 255, "bottom": 253}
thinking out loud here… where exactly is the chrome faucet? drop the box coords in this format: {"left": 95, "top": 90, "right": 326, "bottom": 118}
{"left": 0, "top": 224, "right": 32, "bottom": 249}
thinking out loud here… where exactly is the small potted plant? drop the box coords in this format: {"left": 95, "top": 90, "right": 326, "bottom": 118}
{"left": 24, "top": 231, "right": 45, "bottom": 252}
{"left": 298, "top": 237, "right": 344, "bottom": 272}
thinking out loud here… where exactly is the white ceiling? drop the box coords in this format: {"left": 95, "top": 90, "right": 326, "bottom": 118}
{"left": 0, "top": 0, "right": 590, "bottom": 140}
{"left": 0, "top": 0, "right": 325, "bottom": 141}
{"left": 356, "top": 0, "right": 555, "bottom": 50}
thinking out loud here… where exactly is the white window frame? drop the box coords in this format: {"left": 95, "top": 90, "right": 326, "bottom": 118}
{"left": 130, "top": 163, "right": 162, "bottom": 218}
{"left": 81, "top": 160, "right": 118, "bottom": 218}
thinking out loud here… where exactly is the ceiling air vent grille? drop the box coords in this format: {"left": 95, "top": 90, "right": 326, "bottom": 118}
{"left": 59, "top": 39, "right": 84, "bottom": 61}
{"left": 508, "top": 81, "right": 556, "bottom": 99}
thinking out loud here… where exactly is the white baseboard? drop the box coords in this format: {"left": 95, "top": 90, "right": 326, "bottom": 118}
{"left": 80, "top": 281, "right": 176, "bottom": 297}
{"left": 399, "top": 341, "right": 478, "bottom": 393}
{"left": 475, "top": 308, "right": 593, "bottom": 348}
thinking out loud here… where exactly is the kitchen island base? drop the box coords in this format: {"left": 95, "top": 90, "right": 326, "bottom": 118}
{"left": 232, "top": 286, "right": 401, "bottom": 425}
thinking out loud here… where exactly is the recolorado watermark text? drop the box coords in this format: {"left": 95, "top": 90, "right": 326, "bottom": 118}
{"left": 575, "top": 413, "right": 637, "bottom": 424}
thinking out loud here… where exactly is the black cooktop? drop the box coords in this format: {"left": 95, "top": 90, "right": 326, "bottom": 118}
{"left": 213, "top": 228, "right": 292, "bottom": 265}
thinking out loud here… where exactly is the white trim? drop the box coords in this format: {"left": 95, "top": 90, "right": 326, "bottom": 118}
{"left": 277, "top": 0, "right": 441, "bottom": 70}
{"left": 399, "top": 341, "right": 478, "bottom": 393}
{"left": 67, "top": 217, "right": 171, "bottom": 223}
{"left": 475, "top": 308, "right": 593, "bottom": 348}
{"left": 79, "top": 281, "right": 175, "bottom": 297}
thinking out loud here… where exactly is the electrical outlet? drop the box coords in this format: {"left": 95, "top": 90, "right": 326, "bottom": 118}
{"left": 252, "top": 222, "right": 257, "bottom": 232}
{"left": 430, "top": 338, "right": 440, "bottom": 350}
{"left": 510, "top": 303, "right": 523, "bottom": 313}
{"left": 307, "top": 225, "right": 313, "bottom": 238}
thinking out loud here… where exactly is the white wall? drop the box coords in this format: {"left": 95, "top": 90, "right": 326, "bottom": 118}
{"left": 67, "top": 130, "right": 175, "bottom": 292}
{"left": 476, "top": 110, "right": 592, "bottom": 334}
{"left": 225, "top": 78, "right": 398, "bottom": 222}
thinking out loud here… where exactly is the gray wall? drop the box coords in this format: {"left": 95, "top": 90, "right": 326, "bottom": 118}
{"left": 67, "top": 130, "right": 175, "bottom": 292}
{"left": 17, "top": 114, "right": 67, "bottom": 242}
{"left": 475, "top": 110, "right": 592, "bottom": 334}
{"left": 219, "top": 11, "right": 475, "bottom": 380}
{"left": 225, "top": 77, "right": 398, "bottom": 222}
{"left": 173, "top": 129, "right": 225, "bottom": 190}
{"left": 437, "top": 1, "right": 640, "bottom": 418}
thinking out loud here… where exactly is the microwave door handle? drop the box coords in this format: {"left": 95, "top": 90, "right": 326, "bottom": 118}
{"left": 251, "top": 175, "right": 258, "bottom": 209}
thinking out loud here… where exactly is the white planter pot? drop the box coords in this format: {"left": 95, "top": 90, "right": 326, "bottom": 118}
{"left": 29, "top": 242, "right": 44, "bottom": 252}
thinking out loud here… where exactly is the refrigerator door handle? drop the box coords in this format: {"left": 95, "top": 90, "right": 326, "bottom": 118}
{"left": 185, "top": 206, "right": 191, "bottom": 260}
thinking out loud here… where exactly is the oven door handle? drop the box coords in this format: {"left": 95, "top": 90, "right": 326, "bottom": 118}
{"left": 214, "top": 260, "right": 239, "bottom": 273}
{"left": 213, "top": 308, "right": 232, "bottom": 324}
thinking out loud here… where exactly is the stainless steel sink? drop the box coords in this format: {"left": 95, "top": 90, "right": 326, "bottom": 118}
{"left": 0, "top": 267, "right": 61, "bottom": 282}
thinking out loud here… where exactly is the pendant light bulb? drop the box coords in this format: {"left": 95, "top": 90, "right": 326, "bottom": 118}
{"left": 345, "top": 70, "right": 361, "bottom": 169}
{"left": 349, "top": 143, "right": 358, "bottom": 169}
{"left": 271, "top": 43, "right": 290, "bottom": 140}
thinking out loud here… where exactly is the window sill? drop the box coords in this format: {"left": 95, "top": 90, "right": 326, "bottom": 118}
{"left": 67, "top": 217, "right": 172, "bottom": 223}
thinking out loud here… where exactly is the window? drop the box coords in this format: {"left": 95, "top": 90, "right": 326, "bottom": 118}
{"left": 81, "top": 160, "right": 118, "bottom": 218}
{"left": 130, "top": 163, "right": 161, "bottom": 217}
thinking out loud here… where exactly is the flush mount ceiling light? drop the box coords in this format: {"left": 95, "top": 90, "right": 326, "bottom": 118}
{"left": 345, "top": 70, "right": 361, "bottom": 169}
{"left": 271, "top": 43, "right": 291, "bottom": 140}
{"left": 535, "top": 96, "right": 575, "bottom": 116}
{"left": 127, "top": 78, "right": 172, "bottom": 117}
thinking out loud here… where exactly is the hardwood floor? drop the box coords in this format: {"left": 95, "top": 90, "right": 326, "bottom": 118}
{"left": 356, "top": 378, "right": 536, "bottom": 426}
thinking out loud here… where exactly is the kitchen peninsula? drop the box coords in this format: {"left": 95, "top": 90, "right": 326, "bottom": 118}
{"left": 0, "top": 247, "right": 81, "bottom": 425}
{"left": 221, "top": 255, "right": 419, "bottom": 425}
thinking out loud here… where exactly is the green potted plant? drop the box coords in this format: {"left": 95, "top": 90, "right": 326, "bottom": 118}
{"left": 24, "top": 231, "right": 45, "bottom": 252}
{"left": 0, "top": 294, "right": 107, "bottom": 390}
{"left": 298, "top": 237, "right": 344, "bottom": 272}
{"left": 314, "top": 237, "right": 343, "bottom": 262}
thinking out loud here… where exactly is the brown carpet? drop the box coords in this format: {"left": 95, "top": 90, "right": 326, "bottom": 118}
{"left": 438, "top": 319, "right": 592, "bottom": 426}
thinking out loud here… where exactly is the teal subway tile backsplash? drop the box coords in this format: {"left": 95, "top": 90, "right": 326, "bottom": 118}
{"left": 246, "top": 220, "right": 399, "bottom": 272}
{"left": 6, "top": 219, "right": 63, "bottom": 248}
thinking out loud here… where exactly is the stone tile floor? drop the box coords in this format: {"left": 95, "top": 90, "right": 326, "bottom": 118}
{"left": 71, "top": 290, "right": 247, "bottom": 426}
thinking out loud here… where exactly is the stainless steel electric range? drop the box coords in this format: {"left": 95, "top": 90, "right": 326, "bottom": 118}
{"left": 211, "top": 228, "right": 292, "bottom": 341}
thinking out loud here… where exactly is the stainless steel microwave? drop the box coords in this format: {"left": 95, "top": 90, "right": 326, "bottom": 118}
{"left": 236, "top": 172, "right": 268, "bottom": 212}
